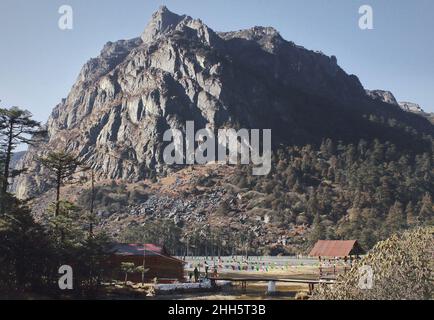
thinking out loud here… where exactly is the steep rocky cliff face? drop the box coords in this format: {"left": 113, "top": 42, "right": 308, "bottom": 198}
{"left": 13, "top": 6, "right": 433, "bottom": 199}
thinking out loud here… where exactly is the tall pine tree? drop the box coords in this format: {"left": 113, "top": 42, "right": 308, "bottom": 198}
{"left": 0, "top": 107, "right": 41, "bottom": 196}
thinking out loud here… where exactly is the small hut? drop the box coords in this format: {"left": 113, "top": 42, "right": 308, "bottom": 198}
{"left": 309, "top": 240, "right": 365, "bottom": 278}
{"left": 108, "top": 244, "right": 185, "bottom": 283}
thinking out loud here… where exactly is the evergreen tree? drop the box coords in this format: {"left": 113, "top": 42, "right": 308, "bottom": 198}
{"left": 419, "top": 193, "right": 433, "bottom": 224}
{"left": 386, "top": 201, "right": 407, "bottom": 234}
{"left": 309, "top": 213, "right": 325, "bottom": 245}
{"left": 0, "top": 195, "right": 55, "bottom": 295}
{"left": 405, "top": 202, "right": 418, "bottom": 227}
{"left": 38, "top": 151, "right": 82, "bottom": 217}
{"left": 0, "top": 107, "right": 41, "bottom": 212}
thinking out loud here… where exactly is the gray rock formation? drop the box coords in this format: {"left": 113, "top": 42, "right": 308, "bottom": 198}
{"left": 366, "top": 90, "right": 431, "bottom": 123}
{"left": 399, "top": 101, "right": 424, "bottom": 113}
{"left": 12, "top": 6, "right": 433, "bottom": 199}
{"left": 366, "top": 90, "right": 399, "bottom": 105}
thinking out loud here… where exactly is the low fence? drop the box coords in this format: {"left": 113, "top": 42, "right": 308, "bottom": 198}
{"left": 178, "top": 256, "right": 319, "bottom": 274}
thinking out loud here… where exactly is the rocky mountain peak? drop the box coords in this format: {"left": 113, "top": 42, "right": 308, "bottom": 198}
{"left": 141, "top": 6, "right": 186, "bottom": 43}
{"left": 12, "top": 7, "right": 433, "bottom": 200}
{"left": 141, "top": 6, "right": 220, "bottom": 47}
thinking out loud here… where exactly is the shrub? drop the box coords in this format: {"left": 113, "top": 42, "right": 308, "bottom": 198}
{"left": 312, "top": 227, "right": 434, "bottom": 300}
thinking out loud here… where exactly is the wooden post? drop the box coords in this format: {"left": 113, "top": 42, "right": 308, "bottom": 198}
{"left": 319, "top": 256, "right": 322, "bottom": 278}
{"left": 210, "top": 278, "right": 216, "bottom": 288}
{"left": 241, "top": 281, "right": 247, "bottom": 292}
{"left": 142, "top": 245, "right": 146, "bottom": 285}
{"left": 308, "top": 283, "right": 315, "bottom": 294}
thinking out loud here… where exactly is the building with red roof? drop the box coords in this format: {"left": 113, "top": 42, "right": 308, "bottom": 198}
{"left": 309, "top": 240, "right": 365, "bottom": 258}
{"left": 309, "top": 240, "right": 365, "bottom": 279}
{"left": 108, "top": 243, "right": 185, "bottom": 283}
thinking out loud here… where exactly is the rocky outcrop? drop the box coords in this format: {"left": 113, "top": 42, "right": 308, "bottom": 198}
{"left": 10, "top": 151, "right": 26, "bottom": 170}
{"left": 366, "top": 90, "right": 432, "bottom": 124}
{"left": 366, "top": 90, "right": 426, "bottom": 114}
{"left": 13, "top": 6, "right": 433, "bottom": 199}
{"left": 399, "top": 101, "right": 424, "bottom": 113}
{"left": 366, "top": 90, "right": 399, "bottom": 105}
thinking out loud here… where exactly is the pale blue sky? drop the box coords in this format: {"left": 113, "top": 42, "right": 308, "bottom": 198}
{"left": 0, "top": 0, "right": 433, "bottom": 127}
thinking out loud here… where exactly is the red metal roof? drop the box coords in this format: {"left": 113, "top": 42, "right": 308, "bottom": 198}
{"left": 112, "top": 243, "right": 166, "bottom": 256}
{"left": 309, "top": 240, "right": 364, "bottom": 257}
{"left": 111, "top": 243, "right": 185, "bottom": 264}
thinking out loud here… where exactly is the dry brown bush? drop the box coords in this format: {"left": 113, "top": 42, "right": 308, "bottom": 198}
{"left": 312, "top": 227, "right": 434, "bottom": 300}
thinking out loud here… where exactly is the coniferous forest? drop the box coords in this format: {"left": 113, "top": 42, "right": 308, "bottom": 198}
{"left": 231, "top": 138, "right": 433, "bottom": 250}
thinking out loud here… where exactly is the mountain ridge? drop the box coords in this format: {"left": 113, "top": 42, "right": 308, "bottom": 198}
{"left": 12, "top": 6, "right": 434, "bottom": 199}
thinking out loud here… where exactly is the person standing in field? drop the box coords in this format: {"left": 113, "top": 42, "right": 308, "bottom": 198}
{"left": 213, "top": 267, "right": 218, "bottom": 278}
{"left": 194, "top": 267, "right": 199, "bottom": 283}
{"left": 205, "top": 261, "right": 209, "bottom": 278}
